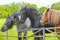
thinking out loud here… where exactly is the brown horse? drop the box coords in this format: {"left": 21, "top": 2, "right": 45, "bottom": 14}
{"left": 40, "top": 8, "right": 60, "bottom": 40}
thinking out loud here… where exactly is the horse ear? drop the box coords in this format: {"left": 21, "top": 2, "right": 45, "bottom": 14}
{"left": 44, "top": 8, "right": 49, "bottom": 15}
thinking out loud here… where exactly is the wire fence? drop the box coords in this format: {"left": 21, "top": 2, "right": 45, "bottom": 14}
{"left": 0, "top": 27, "right": 60, "bottom": 40}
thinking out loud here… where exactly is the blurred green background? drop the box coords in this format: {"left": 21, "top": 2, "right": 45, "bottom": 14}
{"left": 0, "top": 2, "right": 60, "bottom": 40}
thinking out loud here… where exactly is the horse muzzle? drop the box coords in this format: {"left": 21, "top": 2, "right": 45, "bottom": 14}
{"left": 1, "top": 25, "right": 8, "bottom": 32}
{"left": 40, "top": 21, "right": 45, "bottom": 26}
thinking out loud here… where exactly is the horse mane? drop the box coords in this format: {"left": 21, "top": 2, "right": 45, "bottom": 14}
{"left": 25, "top": 6, "right": 41, "bottom": 16}
{"left": 49, "top": 9, "right": 60, "bottom": 25}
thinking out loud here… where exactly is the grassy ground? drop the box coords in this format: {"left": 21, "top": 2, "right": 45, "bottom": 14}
{"left": 0, "top": 18, "right": 58, "bottom": 40}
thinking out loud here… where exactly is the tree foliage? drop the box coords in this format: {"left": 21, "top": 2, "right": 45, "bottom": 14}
{"left": 0, "top": 2, "right": 60, "bottom": 18}
{"left": 51, "top": 2, "right": 60, "bottom": 10}
{"left": 38, "top": 6, "right": 47, "bottom": 14}
{"left": 0, "top": 2, "right": 38, "bottom": 18}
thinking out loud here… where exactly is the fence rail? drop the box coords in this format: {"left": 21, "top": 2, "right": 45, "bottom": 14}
{"left": 0, "top": 27, "right": 60, "bottom": 40}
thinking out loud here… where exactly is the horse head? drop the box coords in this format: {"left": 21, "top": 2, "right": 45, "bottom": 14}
{"left": 40, "top": 8, "right": 52, "bottom": 26}
{"left": 1, "top": 16, "right": 14, "bottom": 32}
{"left": 1, "top": 10, "right": 31, "bottom": 32}
{"left": 20, "top": 6, "right": 43, "bottom": 28}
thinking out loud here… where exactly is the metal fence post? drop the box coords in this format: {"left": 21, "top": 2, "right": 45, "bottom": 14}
{"left": 6, "top": 31, "right": 8, "bottom": 40}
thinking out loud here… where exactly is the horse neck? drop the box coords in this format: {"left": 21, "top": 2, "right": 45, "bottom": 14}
{"left": 28, "top": 14, "right": 40, "bottom": 25}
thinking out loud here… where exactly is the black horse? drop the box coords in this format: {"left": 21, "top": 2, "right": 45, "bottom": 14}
{"left": 20, "top": 6, "right": 55, "bottom": 40}
{"left": 1, "top": 11, "right": 31, "bottom": 40}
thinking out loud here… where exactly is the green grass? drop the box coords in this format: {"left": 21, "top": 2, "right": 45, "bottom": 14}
{"left": 45, "top": 33, "right": 58, "bottom": 40}
{"left": 0, "top": 18, "right": 58, "bottom": 40}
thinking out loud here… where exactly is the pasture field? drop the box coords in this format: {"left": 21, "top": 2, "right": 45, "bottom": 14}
{"left": 0, "top": 18, "right": 58, "bottom": 40}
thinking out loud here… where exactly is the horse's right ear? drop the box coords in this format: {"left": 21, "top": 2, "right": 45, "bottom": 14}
{"left": 44, "top": 8, "right": 49, "bottom": 15}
